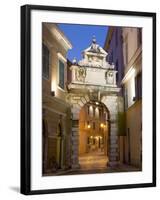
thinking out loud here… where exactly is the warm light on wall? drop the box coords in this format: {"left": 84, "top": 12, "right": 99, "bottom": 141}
{"left": 95, "top": 107, "right": 99, "bottom": 118}
{"left": 51, "top": 80, "right": 56, "bottom": 96}
{"left": 130, "top": 76, "right": 136, "bottom": 104}
{"left": 89, "top": 105, "right": 93, "bottom": 117}
{"left": 122, "top": 67, "right": 136, "bottom": 83}
{"left": 87, "top": 124, "right": 91, "bottom": 129}
{"left": 100, "top": 123, "right": 104, "bottom": 128}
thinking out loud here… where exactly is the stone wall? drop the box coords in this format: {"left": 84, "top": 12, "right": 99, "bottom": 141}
{"left": 101, "top": 95, "right": 119, "bottom": 166}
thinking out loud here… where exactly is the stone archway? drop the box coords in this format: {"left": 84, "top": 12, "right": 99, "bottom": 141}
{"left": 67, "top": 36, "right": 122, "bottom": 169}
{"left": 68, "top": 93, "right": 120, "bottom": 169}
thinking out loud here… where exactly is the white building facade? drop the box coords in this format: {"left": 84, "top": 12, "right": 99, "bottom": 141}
{"left": 121, "top": 28, "right": 142, "bottom": 167}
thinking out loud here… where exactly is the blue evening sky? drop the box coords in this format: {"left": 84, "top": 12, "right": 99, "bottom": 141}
{"left": 58, "top": 24, "right": 108, "bottom": 62}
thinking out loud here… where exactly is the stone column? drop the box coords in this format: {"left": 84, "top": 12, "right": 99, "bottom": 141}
{"left": 71, "top": 123, "right": 80, "bottom": 168}
{"left": 108, "top": 122, "right": 119, "bottom": 166}
{"left": 102, "top": 95, "right": 119, "bottom": 167}
{"left": 71, "top": 105, "right": 80, "bottom": 169}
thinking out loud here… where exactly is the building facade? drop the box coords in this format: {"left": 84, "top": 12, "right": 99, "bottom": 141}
{"left": 42, "top": 23, "right": 142, "bottom": 175}
{"left": 42, "top": 23, "right": 72, "bottom": 174}
{"left": 104, "top": 27, "right": 124, "bottom": 88}
{"left": 122, "top": 27, "right": 142, "bottom": 168}
{"left": 104, "top": 27, "right": 142, "bottom": 168}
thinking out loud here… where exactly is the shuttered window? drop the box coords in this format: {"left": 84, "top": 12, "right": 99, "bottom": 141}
{"left": 42, "top": 44, "right": 50, "bottom": 79}
{"left": 59, "top": 60, "right": 65, "bottom": 89}
{"left": 135, "top": 72, "right": 142, "bottom": 100}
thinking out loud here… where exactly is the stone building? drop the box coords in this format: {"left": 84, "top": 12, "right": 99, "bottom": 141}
{"left": 104, "top": 27, "right": 124, "bottom": 88}
{"left": 42, "top": 23, "right": 72, "bottom": 174}
{"left": 67, "top": 36, "right": 122, "bottom": 167}
{"left": 122, "top": 27, "right": 142, "bottom": 168}
{"left": 42, "top": 23, "right": 142, "bottom": 175}
{"left": 104, "top": 27, "right": 142, "bottom": 168}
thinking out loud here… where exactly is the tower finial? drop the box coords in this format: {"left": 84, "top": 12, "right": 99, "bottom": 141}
{"left": 72, "top": 57, "right": 77, "bottom": 64}
{"left": 92, "top": 35, "right": 96, "bottom": 43}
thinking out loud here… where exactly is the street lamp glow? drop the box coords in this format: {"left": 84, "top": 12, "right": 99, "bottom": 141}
{"left": 87, "top": 124, "right": 91, "bottom": 129}
{"left": 100, "top": 123, "right": 104, "bottom": 128}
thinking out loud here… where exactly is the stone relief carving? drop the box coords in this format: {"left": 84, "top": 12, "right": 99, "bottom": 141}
{"left": 75, "top": 67, "right": 86, "bottom": 82}
{"left": 106, "top": 71, "right": 114, "bottom": 85}
{"left": 78, "top": 57, "right": 109, "bottom": 68}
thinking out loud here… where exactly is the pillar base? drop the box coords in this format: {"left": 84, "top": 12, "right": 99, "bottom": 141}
{"left": 71, "top": 163, "right": 80, "bottom": 169}
{"left": 107, "top": 161, "right": 119, "bottom": 167}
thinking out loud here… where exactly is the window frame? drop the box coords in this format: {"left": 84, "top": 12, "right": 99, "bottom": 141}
{"left": 57, "top": 52, "right": 67, "bottom": 91}
{"left": 42, "top": 43, "right": 50, "bottom": 80}
{"left": 58, "top": 59, "right": 65, "bottom": 90}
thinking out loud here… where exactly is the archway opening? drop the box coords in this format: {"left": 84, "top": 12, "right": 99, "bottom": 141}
{"left": 79, "top": 101, "right": 110, "bottom": 170}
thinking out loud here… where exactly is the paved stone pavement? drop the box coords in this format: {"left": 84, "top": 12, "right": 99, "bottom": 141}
{"left": 47, "top": 151, "right": 141, "bottom": 176}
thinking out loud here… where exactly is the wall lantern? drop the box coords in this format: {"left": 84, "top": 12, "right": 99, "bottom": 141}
{"left": 87, "top": 124, "right": 91, "bottom": 129}
{"left": 100, "top": 123, "right": 104, "bottom": 128}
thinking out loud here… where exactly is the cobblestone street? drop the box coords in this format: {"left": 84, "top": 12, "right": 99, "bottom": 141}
{"left": 79, "top": 151, "right": 108, "bottom": 170}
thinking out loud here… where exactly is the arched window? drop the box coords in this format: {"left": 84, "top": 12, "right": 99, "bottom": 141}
{"left": 95, "top": 107, "right": 99, "bottom": 119}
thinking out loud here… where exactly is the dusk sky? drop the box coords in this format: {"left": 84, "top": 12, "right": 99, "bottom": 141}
{"left": 58, "top": 24, "right": 108, "bottom": 62}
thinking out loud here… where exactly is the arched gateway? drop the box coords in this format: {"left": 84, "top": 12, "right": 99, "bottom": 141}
{"left": 67, "top": 37, "right": 122, "bottom": 169}
{"left": 79, "top": 101, "right": 110, "bottom": 169}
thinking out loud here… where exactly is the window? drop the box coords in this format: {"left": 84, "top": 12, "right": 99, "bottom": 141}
{"left": 137, "top": 28, "right": 142, "bottom": 48}
{"left": 58, "top": 60, "right": 65, "bottom": 89}
{"left": 95, "top": 107, "right": 99, "bottom": 119}
{"left": 42, "top": 44, "right": 50, "bottom": 79}
{"left": 93, "top": 107, "right": 95, "bottom": 118}
{"left": 135, "top": 72, "right": 142, "bottom": 100}
{"left": 87, "top": 106, "right": 89, "bottom": 115}
{"left": 87, "top": 137, "right": 90, "bottom": 145}
{"left": 89, "top": 106, "right": 93, "bottom": 117}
